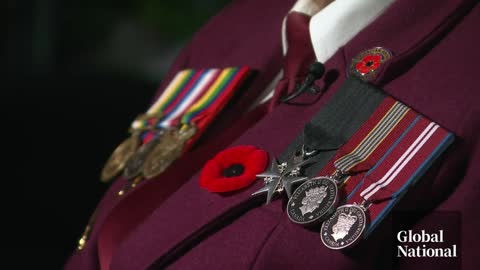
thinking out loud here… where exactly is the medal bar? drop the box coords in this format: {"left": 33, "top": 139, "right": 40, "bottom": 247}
{"left": 287, "top": 98, "right": 415, "bottom": 225}
{"left": 321, "top": 116, "right": 453, "bottom": 249}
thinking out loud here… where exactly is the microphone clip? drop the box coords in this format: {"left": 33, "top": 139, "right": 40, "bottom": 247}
{"left": 281, "top": 61, "right": 325, "bottom": 103}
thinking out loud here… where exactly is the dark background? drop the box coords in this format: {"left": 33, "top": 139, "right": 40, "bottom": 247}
{"left": 4, "top": 1, "right": 230, "bottom": 268}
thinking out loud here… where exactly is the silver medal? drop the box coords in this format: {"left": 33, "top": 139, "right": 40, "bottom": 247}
{"left": 252, "top": 147, "right": 316, "bottom": 204}
{"left": 320, "top": 204, "right": 368, "bottom": 249}
{"left": 287, "top": 176, "right": 339, "bottom": 225}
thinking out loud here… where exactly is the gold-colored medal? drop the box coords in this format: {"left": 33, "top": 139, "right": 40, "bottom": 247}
{"left": 100, "top": 134, "right": 140, "bottom": 182}
{"left": 143, "top": 125, "right": 197, "bottom": 179}
{"left": 100, "top": 112, "right": 164, "bottom": 183}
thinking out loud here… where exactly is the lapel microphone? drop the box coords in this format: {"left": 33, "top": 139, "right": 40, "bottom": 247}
{"left": 281, "top": 61, "right": 325, "bottom": 103}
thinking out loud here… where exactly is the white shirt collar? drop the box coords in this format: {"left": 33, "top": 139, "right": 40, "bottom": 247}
{"left": 253, "top": 0, "right": 395, "bottom": 107}
{"left": 284, "top": 0, "right": 395, "bottom": 62}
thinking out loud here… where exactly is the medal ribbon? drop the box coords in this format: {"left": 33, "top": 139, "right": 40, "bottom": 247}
{"left": 179, "top": 67, "right": 245, "bottom": 126}
{"left": 156, "top": 69, "right": 221, "bottom": 128}
{"left": 331, "top": 97, "right": 414, "bottom": 178}
{"left": 344, "top": 115, "right": 453, "bottom": 236}
{"left": 139, "top": 69, "right": 218, "bottom": 142}
{"left": 357, "top": 116, "right": 453, "bottom": 202}
{"left": 140, "top": 69, "right": 214, "bottom": 143}
{"left": 131, "top": 69, "right": 195, "bottom": 130}
{"left": 179, "top": 67, "right": 251, "bottom": 152}
{"left": 138, "top": 68, "right": 250, "bottom": 144}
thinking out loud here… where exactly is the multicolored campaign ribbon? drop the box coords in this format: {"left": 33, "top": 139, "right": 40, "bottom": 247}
{"left": 320, "top": 115, "right": 453, "bottom": 250}
{"left": 154, "top": 69, "right": 219, "bottom": 129}
{"left": 179, "top": 67, "right": 243, "bottom": 126}
{"left": 130, "top": 69, "right": 196, "bottom": 130}
{"left": 287, "top": 97, "right": 416, "bottom": 225}
{"left": 140, "top": 67, "right": 248, "bottom": 142}
{"left": 141, "top": 67, "right": 251, "bottom": 180}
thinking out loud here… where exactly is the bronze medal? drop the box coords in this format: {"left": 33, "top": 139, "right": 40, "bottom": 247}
{"left": 123, "top": 135, "right": 162, "bottom": 180}
{"left": 100, "top": 135, "right": 140, "bottom": 182}
{"left": 143, "top": 125, "right": 196, "bottom": 179}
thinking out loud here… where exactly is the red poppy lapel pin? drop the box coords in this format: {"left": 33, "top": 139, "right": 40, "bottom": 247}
{"left": 199, "top": 145, "right": 268, "bottom": 193}
{"left": 349, "top": 47, "right": 392, "bottom": 82}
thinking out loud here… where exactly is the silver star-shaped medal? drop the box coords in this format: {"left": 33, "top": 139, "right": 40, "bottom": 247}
{"left": 281, "top": 174, "right": 308, "bottom": 198}
{"left": 252, "top": 151, "right": 315, "bottom": 204}
{"left": 281, "top": 151, "right": 317, "bottom": 197}
{"left": 252, "top": 158, "right": 283, "bottom": 204}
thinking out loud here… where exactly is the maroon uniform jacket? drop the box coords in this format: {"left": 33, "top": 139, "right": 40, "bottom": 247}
{"left": 66, "top": 0, "right": 480, "bottom": 269}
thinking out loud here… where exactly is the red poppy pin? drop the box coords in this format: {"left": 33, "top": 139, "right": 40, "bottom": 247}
{"left": 200, "top": 145, "right": 268, "bottom": 193}
{"left": 350, "top": 47, "right": 392, "bottom": 81}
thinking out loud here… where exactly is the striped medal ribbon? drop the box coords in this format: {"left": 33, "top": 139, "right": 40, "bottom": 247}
{"left": 142, "top": 67, "right": 250, "bottom": 180}
{"left": 287, "top": 97, "right": 414, "bottom": 225}
{"left": 130, "top": 69, "right": 196, "bottom": 131}
{"left": 320, "top": 115, "right": 453, "bottom": 250}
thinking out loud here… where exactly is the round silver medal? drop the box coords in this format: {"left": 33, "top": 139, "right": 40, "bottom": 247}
{"left": 123, "top": 136, "right": 160, "bottom": 180}
{"left": 320, "top": 204, "right": 367, "bottom": 249}
{"left": 287, "top": 177, "right": 338, "bottom": 225}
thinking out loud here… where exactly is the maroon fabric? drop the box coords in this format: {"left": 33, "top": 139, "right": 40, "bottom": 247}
{"left": 65, "top": 0, "right": 480, "bottom": 269}
{"left": 270, "top": 11, "right": 316, "bottom": 109}
{"left": 65, "top": 0, "right": 292, "bottom": 269}
{"left": 97, "top": 6, "right": 316, "bottom": 270}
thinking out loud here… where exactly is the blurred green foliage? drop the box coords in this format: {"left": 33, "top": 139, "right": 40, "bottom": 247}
{"left": 137, "top": 1, "right": 230, "bottom": 38}
{"left": 6, "top": 0, "right": 232, "bottom": 79}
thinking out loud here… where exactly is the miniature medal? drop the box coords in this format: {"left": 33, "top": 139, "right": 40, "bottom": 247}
{"left": 143, "top": 125, "right": 196, "bottom": 179}
{"left": 123, "top": 134, "right": 162, "bottom": 180}
{"left": 100, "top": 112, "right": 164, "bottom": 183}
{"left": 320, "top": 203, "right": 367, "bottom": 249}
{"left": 100, "top": 134, "right": 139, "bottom": 182}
